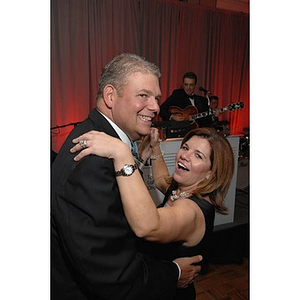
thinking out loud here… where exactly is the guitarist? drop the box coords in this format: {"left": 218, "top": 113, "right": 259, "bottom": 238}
{"left": 159, "top": 72, "right": 211, "bottom": 128}
{"left": 209, "top": 95, "right": 221, "bottom": 127}
{"left": 209, "top": 95, "right": 230, "bottom": 131}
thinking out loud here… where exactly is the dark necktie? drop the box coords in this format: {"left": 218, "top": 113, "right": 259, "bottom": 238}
{"left": 131, "top": 141, "right": 144, "bottom": 174}
{"left": 131, "top": 141, "right": 139, "bottom": 160}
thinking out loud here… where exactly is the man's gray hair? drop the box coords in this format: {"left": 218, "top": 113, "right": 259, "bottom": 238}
{"left": 96, "top": 53, "right": 161, "bottom": 101}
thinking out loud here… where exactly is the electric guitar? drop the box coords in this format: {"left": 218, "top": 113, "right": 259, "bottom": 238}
{"left": 169, "top": 102, "right": 244, "bottom": 125}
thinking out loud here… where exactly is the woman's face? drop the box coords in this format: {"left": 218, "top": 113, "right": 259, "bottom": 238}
{"left": 173, "top": 136, "right": 212, "bottom": 190}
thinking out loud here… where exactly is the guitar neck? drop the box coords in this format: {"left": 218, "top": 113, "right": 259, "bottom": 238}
{"left": 217, "top": 107, "right": 228, "bottom": 114}
{"left": 189, "top": 107, "right": 231, "bottom": 121}
{"left": 189, "top": 111, "right": 210, "bottom": 120}
{"left": 190, "top": 108, "right": 227, "bottom": 120}
{"left": 171, "top": 102, "right": 243, "bottom": 122}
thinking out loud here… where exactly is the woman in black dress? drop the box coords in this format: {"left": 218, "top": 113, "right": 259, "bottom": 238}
{"left": 71, "top": 127, "right": 234, "bottom": 300}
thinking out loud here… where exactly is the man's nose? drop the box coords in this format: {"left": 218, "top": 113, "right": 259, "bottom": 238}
{"left": 148, "top": 97, "right": 160, "bottom": 113}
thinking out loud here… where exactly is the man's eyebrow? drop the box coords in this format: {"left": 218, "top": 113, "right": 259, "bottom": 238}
{"left": 138, "top": 89, "right": 161, "bottom": 99}
{"left": 138, "top": 89, "right": 160, "bottom": 95}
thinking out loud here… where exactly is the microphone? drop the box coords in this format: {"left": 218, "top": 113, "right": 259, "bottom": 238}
{"left": 198, "top": 87, "right": 211, "bottom": 106}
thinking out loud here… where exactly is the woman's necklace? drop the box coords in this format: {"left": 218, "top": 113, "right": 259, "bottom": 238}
{"left": 170, "top": 190, "right": 192, "bottom": 202}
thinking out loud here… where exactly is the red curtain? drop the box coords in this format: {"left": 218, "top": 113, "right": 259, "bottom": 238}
{"left": 51, "top": 0, "right": 249, "bottom": 152}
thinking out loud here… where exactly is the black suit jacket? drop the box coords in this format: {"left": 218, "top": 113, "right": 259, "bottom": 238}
{"left": 51, "top": 109, "right": 178, "bottom": 300}
{"left": 159, "top": 89, "right": 212, "bottom": 127}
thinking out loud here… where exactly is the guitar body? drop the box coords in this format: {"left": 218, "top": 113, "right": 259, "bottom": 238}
{"left": 162, "top": 102, "right": 243, "bottom": 138}
{"left": 169, "top": 105, "right": 198, "bottom": 121}
{"left": 168, "top": 105, "right": 199, "bottom": 129}
{"left": 167, "top": 102, "right": 244, "bottom": 129}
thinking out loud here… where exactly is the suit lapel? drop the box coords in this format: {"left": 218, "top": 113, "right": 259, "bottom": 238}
{"left": 88, "top": 108, "right": 120, "bottom": 139}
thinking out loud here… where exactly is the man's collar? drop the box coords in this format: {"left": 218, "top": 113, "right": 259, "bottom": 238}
{"left": 96, "top": 109, "right": 131, "bottom": 149}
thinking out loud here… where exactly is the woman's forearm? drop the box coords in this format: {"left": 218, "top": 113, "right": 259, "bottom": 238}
{"left": 115, "top": 152, "right": 195, "bottom": 245}
{"left": 113, "top": 149, "right": 162, "bottom": 238}
{"left": 150, "top": 144, "right": 170, "bottom": 194}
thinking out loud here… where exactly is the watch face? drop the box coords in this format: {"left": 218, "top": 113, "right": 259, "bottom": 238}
{"left": 116, "top": 164, "right": 137, "bottom": 177}
{"left": 124, "top": 165, "right": 133, "bottom": 175}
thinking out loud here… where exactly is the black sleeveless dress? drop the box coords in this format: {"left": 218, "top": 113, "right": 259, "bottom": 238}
{"left": 138, "top": 183, "right": 215, "bottom": 300}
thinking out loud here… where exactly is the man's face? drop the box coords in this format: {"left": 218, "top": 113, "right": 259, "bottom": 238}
{"left": 182, "top": 78, "right": 196, "bottom": 96}
{"left": 210, "top": 99, "right": 219, "bottom": 110}
{"left": 111, "top": 72, "right": 161, "bottom": 141}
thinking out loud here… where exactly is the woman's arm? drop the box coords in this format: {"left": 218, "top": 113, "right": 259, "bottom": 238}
{"left": 138, "top": 128, "right": 170, "bottom": 193}
{"left": 70, "top": 131, "right": 204, "bottom": 246}
{"left": 148, "top": 129, "right": 170, "bottom": 194}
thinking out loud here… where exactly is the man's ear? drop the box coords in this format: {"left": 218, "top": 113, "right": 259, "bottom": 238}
{"left": 102, "top": 85, "right": 115, "bottom": 108}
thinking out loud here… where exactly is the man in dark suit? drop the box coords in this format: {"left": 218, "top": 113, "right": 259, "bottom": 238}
{"left": 159, "top": 72, "right": 211, "bottom": 131}
{"left": 51, "top": 54, "right": 201, "bottom": 300}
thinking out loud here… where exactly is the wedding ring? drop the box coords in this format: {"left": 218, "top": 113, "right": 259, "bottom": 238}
{"left": 79, "top": 139, "right": 87, "bottom": 149}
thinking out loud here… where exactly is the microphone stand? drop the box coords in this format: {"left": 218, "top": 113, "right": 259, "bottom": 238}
{"left": 51, "top": 122, "right": 81, "bottom": 160}
{"left": 51, "top": 122, "right": 81, "bottom": 130}
{"left": 205, "top": 92, "right": 211, "bottom": 107}
{"left": 198, "top": 86, "right": 211, "bottom": 107}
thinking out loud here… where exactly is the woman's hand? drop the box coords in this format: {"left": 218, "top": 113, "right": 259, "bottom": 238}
{"left": 138, "top": 128, "right": 160, "bottom": 162}
{"left": 149, "top": 127, "right": 160, "bottom": 148}
{"left": 70, "top": 130, "right": 129, "bottom": 161}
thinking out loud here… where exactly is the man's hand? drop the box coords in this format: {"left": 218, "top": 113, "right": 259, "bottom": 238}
{"left": 170, "top": 113, "right": 184, "bottom": 122}
{"left": 214, "top": 108, "right": 221, "bottom": 117}
{"left": 173, "top": 255, "right": 202, "bottom": 288}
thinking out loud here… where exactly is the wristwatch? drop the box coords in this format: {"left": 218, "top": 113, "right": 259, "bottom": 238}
{"left": 115, "top": 163, "right": 138, "bottom": 177}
